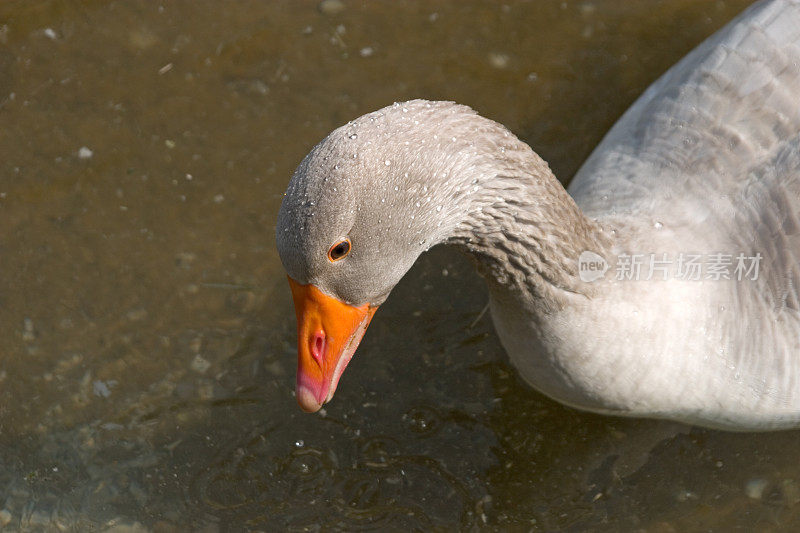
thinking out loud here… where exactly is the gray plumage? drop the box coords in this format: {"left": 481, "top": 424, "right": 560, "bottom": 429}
{"left": 277, "top": 0, "right": 800, "bottom": 430}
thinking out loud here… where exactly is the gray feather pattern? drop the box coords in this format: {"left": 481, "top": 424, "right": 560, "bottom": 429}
{"left": 278, "top": 0, "right": 800, "bottom": 429}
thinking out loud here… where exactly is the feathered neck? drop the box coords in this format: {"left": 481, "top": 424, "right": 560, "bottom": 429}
{"left": 441, "top": 124, "right": 612, "bottom": 311}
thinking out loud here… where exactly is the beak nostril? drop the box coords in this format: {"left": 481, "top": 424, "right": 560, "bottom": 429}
{"left": 310, "top": 331, "right": 326, "bottom": 366}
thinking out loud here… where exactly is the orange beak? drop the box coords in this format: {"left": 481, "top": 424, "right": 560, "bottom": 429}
{"left": 288, "top": 277, "right": 377, "bottom": 412}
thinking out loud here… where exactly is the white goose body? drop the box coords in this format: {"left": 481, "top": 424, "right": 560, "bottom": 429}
{"left": 493, "top": 0, "right": 800, "bottom": 429}
{"left": 277, "top": 0, "right": 800, "bottom": 430}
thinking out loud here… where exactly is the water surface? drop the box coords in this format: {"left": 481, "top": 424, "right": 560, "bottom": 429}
{"left": 3, "top": 0, "right": 799, "bottom": 530}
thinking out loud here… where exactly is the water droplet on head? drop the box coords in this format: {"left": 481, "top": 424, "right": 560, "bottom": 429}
{"left": 654, "top": 221, "right": 663, "bottom": 229}
{"left": 384, "top": 160, "right": 391, "bottom": 166}
{"left": 394, "top": 185, "right": 399, "bottom": 191}
{"left": 349, "top": 133, "right": 358, "bottom": 139}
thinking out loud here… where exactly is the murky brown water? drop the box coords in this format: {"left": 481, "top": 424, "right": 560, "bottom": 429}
{"left": 2, "top": 0, "right": 799, "bottom": 531}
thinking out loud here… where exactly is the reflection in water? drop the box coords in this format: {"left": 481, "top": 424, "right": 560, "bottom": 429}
{"left": 2, "top": 0, "right": 800, "bottom": 530}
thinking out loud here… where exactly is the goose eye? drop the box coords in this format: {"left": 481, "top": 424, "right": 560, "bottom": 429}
{"left": 327, "top": 238, "right": 351, "bottom": 262}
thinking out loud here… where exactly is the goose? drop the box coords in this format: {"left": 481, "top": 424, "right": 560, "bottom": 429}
{"left": 276, "top": 0, "right": 800, "bottom": 431}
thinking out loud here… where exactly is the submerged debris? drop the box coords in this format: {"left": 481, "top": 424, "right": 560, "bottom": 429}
{"left": 191, "top": 354, "right": 211, "bottom": 374}
{"left": 318, "top": 0, "right": 345, "bottom": 16}
{"left": 745, "top": 478, "right": 769, "bottom": 499}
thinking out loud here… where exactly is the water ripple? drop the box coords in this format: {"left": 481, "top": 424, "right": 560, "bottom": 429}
{"left": 188, "top": 425, "right": 479, "bottom": 529}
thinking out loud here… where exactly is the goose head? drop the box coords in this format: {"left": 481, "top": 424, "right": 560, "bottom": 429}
{"left": 276, "top": 99, "right": 570, "bottom": 412}
{"left": 277, "top": 101, "right": 469, "bottom": 412}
